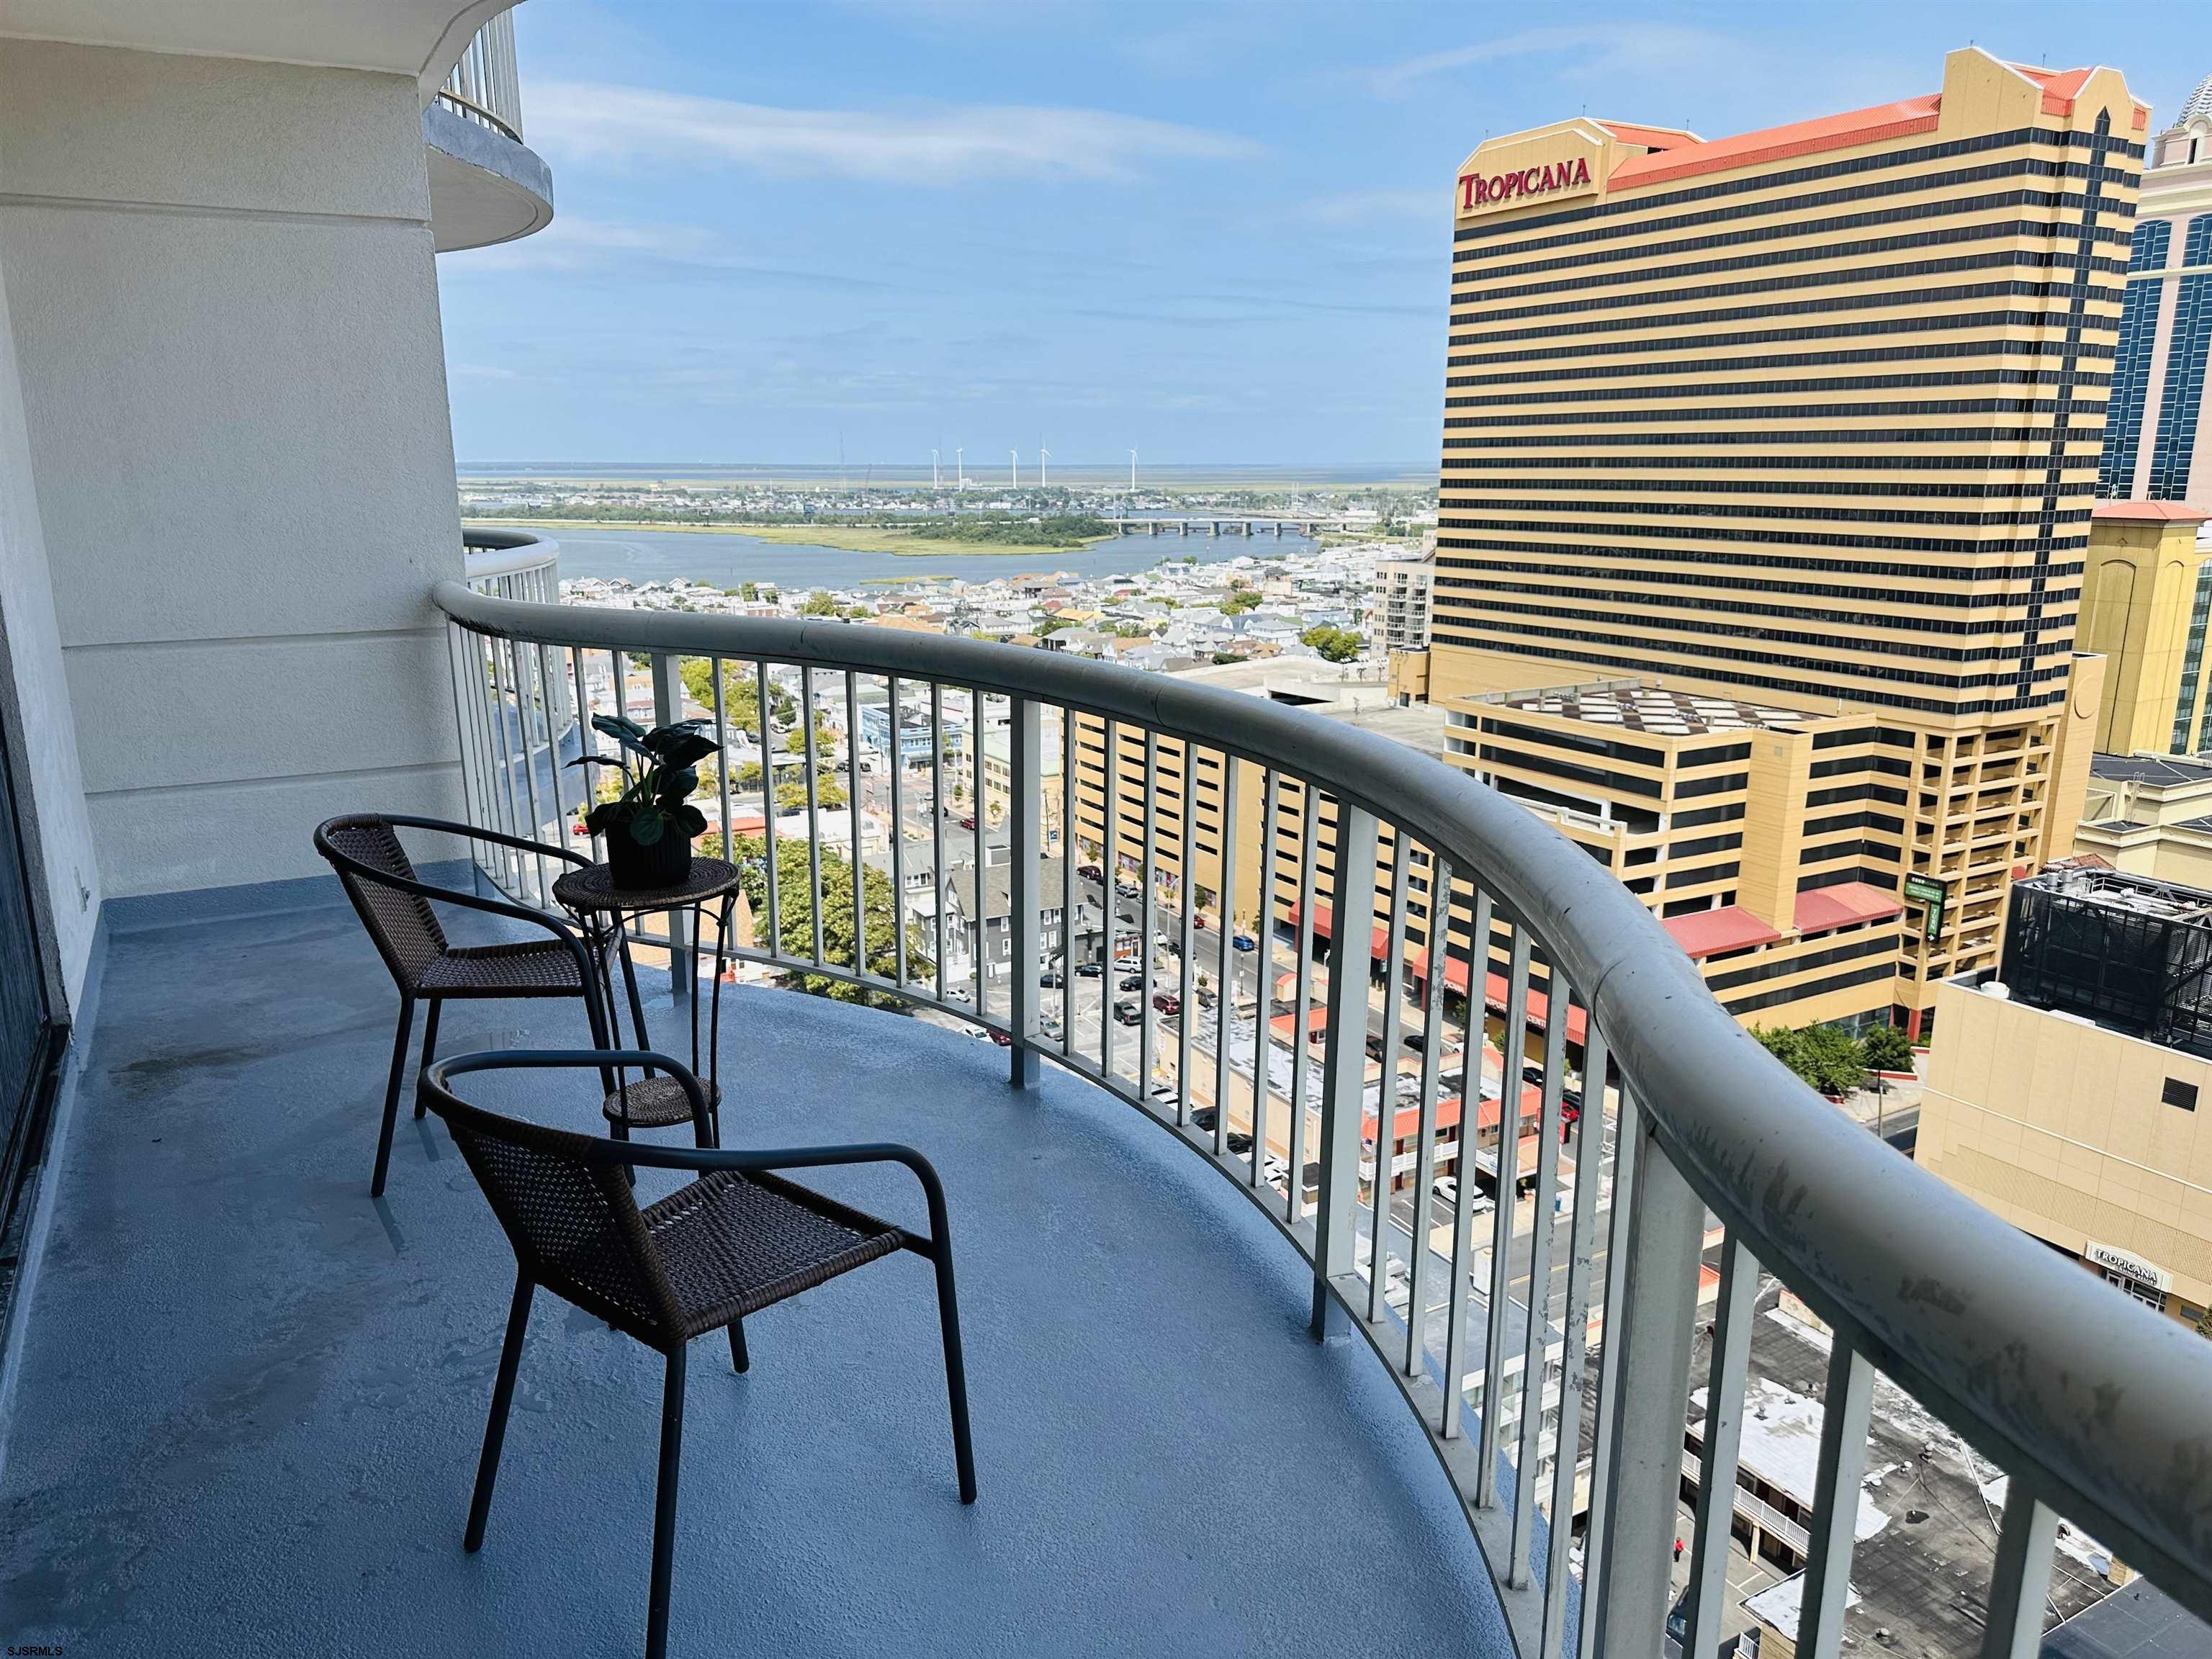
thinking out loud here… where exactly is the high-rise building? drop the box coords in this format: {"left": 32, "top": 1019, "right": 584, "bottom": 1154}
{"left": 1430, "top": 48, "right": 2142, "bottom": 1032}
{"left": 2099, "top": 72, "right": 2212, "bottom": 503}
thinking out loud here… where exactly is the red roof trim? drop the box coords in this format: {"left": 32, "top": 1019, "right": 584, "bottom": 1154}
{"left": 1791, "top": 881, "right": 1904, "bottom": 936}
{"left": 1663, "top": 906, "right": 1784, "bottom": 958}
{"left": 1612, "top": 105, "right": 1940, "bottom": 190}
{"left": 2093, "top": 500, "right": 2212, "bottom": 523}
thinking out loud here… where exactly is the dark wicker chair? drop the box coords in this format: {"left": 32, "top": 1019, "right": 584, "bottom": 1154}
{"left": 419, "top": 1049, "right": 976, "bottom": 1659}
{"left": 315, "top": 813, "right": 613, "bottom": 1197}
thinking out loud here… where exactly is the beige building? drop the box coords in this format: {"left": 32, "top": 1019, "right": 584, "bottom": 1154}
{"left": 1432, "top": 50, "right": 2143, "bottom": 1035}
{"left": 1920, "top": 884, "right": 2212, "bottom": 1327}
{"left": 2077, "top": 752, "right": 2212, "bottom": 886}
{"left": 2077, "top": 503, "right": 2212, "bottom": 754}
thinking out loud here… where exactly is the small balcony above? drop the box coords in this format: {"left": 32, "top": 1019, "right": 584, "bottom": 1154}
{"left": 426, "top": 13, "right": 553, "bottom": 252}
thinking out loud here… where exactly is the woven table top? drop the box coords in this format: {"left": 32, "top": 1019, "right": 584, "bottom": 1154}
{"left": 552, "top": 857, "right": 742, "bottom": 914}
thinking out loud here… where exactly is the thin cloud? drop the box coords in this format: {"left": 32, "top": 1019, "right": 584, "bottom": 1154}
{"left": 1362, "top": 23, "right": 1738, "bottom": 99}
{"left": 1295, "top": 188, "right": 1444, "bottom": 227}
{"left": 443, "top": 215, "right": 901, "bottom": 291}
{"left": 527, "top": 81, "right": 1260, "bottom": 183}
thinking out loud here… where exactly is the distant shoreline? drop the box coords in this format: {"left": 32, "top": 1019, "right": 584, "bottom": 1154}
{"left": 463, "top": 516, "right": 1121, "bottom": 558}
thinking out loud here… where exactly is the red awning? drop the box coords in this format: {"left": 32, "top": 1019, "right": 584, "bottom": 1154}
{"left": 1791, "top": 881, "right": 1903, "bottom": 936}
{"left": 1287, "top": 902, "right": 1391, "bottom": 962}
{"left": 1401, "top": 953, "right": 1589, "bottom": 1046}
{"left": 1361, "top": 1081, "right": 1542, "bottom": 1143}
{"left": 1268, "top": 1007, "right": 1331, "bottom": 1042}
{"left": 1663, "top": 906, "right": 1783, "bottom": 958}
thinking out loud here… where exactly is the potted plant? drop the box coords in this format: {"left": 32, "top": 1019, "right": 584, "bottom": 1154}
{"left": 570, "top": 714, "right": 717, "bottom": 889}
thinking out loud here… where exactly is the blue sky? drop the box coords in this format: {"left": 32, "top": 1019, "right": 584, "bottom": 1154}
{"left": 438, "top": 0, "right": 2212, "bottom": 468}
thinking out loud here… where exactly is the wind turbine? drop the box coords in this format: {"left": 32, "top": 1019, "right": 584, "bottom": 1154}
{"left": 956, "top": 447, "right": 965, "bottom": 490}
{"left": 1010, "top": 449, "right": 1019, "bottom": 488}
{"left": 1038, "top": 440, "right": 1050, "bottom": 487}
{"left": 932, "top": 449, "right": 940, "bottom": 488}
{"left": 1128, "top": 449, "right": 1138, "bottom": 493}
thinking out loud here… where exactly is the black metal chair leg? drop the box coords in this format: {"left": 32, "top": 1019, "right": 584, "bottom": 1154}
{"left": 414, "top": 999, "right": 442, "bottom": 1118}
{"left": 931, "top": 1249, "right": 977, "bottom": 1504}
{"left": 646, "top": 1344, "right": 688, "bottom": 1659}
{"left": 727, "top": 1319, "right": 748, "bottom": 1374}
{"left": 371, "top": 995, "right": 415, "bottom": 1197}
{"left": 466, "top": 1275, "right": 534, "bottom": 1552}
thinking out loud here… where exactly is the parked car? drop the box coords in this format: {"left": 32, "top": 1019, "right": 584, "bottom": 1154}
{"left": 1152, "top": 992, "right": 1181, "bottom": 1016}
{"left": 1434, "top": 1176, "right": 1457, "bottom": 1207}
{"left": 1112, "top": 1001, "right": 1141, "bottom": 1026}
{"left": 1192, "top": 1107, "right": 1218, "bottom": 1132}
{"left": 1078, "top": 863, "right": 1104, "bottom": 882}
{"left": 988, "top": 1030, "right": 1012, "bottom": 1048}
{"left": 1119, "top": 974, "right": 1143, "bottom": 992}
{"left": 1227, "top": 1131, "right": 1254, "bottom": 1156}
{"left": 959, "top": 814, "right": 976, "bottom": 831}
{"left": 1232, "top": 933, "right": 1257, "bottom": 952}
{"left": 1075, "top": 961, "right": 1104, "bottom": 979}
{"left": 1039, "top": 968, "right": 1064, "bottom": 989}
{"left": 1115, "top": 881, "right": 1141, "bottom": 899}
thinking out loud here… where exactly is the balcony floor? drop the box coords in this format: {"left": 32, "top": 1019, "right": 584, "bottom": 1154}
{"left": 0, "top": 876, "right": 1510, "bottom": 1655}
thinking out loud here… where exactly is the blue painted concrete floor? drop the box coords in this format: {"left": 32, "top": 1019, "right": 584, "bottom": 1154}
{"left": 0, "top": 881, "right": 1511, "bottom": 1656}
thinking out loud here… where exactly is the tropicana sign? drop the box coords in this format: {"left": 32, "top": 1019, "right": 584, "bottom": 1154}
{"left": 1458, "top": 155, "right": 1594, "bottom": 211}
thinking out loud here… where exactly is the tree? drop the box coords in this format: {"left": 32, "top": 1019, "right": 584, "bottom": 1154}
{"left": 1861, "top": 1023, "right": 1914, "bottom": 1076}
{"left": 700, "top": 831, "right": 927, "bottom": 1004}
{"left": 1221, "top": 589, "right": 1264, "bottom": 615}
{"left": 1754, "top": 1022, "right": 1863, "bottom": 1097}
{"left": 799, "top": 590, "right": 840, "bottom": 617}
{"left": 1035, "top": 616, "right": 1078, "bottom": 636}
{"left": 773, "top": 773, "right": 846, "bottom": 811}
{"left": 677, "top": 658, "right": 793, "bottom": 733}
{"left": 1300, "top": 624, "right": 1364, "bottom": 664}
{"left": 739, "top": 582, "right": 760, "bottom": 602}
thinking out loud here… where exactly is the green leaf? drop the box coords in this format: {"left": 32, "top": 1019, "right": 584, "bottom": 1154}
{"left": 591, "top": 713, "right": 656, "bottom": 757}
{"left": 628, "top": 813, "right": 665, "bottom": 847}
{"left": 674, "top": 804, "right": 708, "bottom": 836}
{"left": 655, "top": 767, "right": 698, "bottom": 803}
{"left": 657, "top": 731, "right": 719, "bottom": 768}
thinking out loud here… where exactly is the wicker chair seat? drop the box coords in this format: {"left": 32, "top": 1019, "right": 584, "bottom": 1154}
{"left": 603, "top": 1074, "right": 724, "bottom": 1129}
{"left": 417, "top": 939, "right": 590, "bottom": 997}
{"left": 642, "top": 1170, "right": 907, "bottom": 1336}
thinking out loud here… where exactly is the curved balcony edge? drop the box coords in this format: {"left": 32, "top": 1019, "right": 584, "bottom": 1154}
{"left": 431, "top": 580, "right": 2212, "bottom": 1643}
{"left": 425, "top": 101, "right": 553, "bottom": 253}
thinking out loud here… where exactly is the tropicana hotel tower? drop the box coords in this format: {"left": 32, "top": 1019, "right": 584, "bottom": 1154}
{"left": 1426, "top": 48, "right": 2146, "bottom": 1033}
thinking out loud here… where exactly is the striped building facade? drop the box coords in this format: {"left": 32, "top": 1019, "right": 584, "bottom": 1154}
{"left": 1428, "top": 48, "right": 2144, "bottom": 1030}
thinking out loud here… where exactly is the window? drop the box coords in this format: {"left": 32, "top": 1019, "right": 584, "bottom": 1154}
{"left": 2162, "top": 1076, "right": 2198, "bottom": 1112}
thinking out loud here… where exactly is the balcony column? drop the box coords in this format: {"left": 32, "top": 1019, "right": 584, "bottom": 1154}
{"left": 1588, "top": 1100, "right": 1707, "bottom": 1659}
{"left": 1006, "top": 697, "right": 1040, "bottom": 1088}
{"left": 1311, "top": 801, "right": 1379, "bottom": 1336}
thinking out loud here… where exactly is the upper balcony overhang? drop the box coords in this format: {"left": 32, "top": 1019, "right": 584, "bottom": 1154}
{"left": 426, "top": 98, "right": 553, "bottom": 252}
{"left": 0, "top": 1, "right": 521, "bottom": 94}
{"left": 0, "top": 1, "right": 553, "bottom": 252}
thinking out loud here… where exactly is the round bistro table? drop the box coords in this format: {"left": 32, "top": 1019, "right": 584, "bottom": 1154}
{"left": 552, "top": 857, "right": 742, "bottom": 1144}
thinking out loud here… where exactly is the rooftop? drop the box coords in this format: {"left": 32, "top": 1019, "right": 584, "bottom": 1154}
{"left": 2016, "top": 866, "right": 2212, "bottom": 925}
{"left": 1490, "top": 681, "right": 1809, "bottom": 738}
{"left": 2090, "top": 754, "right": 2212, "bottom": 787}
{"left": 0, "top": 876, "right": 1506, "bottom": 1655}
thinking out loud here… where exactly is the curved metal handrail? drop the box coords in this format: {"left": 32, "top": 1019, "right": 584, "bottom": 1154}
{"left": 431, "top": 579, "right": 2212, "bottom": 1638}
{"left": 462, "top": 526, "right": 559, "bottom": 586}
{"left": 433, "top": 88, "right": 522, "bottom": 145}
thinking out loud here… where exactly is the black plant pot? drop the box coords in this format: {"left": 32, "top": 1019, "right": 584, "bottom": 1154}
{"left": 607, "top": 823, "right": 693, "bottom": 891}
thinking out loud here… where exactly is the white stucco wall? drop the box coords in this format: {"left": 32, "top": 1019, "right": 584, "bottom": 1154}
{"left": 0, "top": 240, "right": 99, "bottom": 1012}
{"left": 0, "top": 41, "right": 467, "bottom": 899}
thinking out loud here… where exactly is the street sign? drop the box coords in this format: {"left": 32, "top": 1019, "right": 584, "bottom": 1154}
{"left": 1903, "top": 874, "right": 1946, "bottom": 941}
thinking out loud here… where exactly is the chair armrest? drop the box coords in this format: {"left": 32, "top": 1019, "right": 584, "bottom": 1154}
{"left": 380, "top": 812, "right": 598, "bottom": 870}
{"left": 428, "top": 1049, "right": 953, "bottom": 1246}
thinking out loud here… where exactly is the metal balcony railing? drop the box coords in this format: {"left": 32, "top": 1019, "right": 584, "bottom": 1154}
{"left": 432, "top": 568, "right": 2212, "bottom": 1659}
{"left": 437, "top": 12, "right": 523, "bottom": 143}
